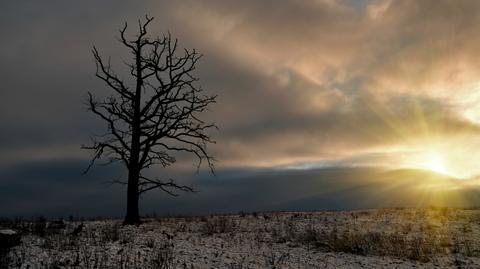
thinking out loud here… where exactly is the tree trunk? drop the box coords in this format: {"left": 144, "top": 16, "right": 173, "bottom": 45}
{"left": 124, "top": 167, "right": 140, "bottom": 224}
{"left": 124, "top": 41, "right": 143, "bottom": 225}
{"left": 124, "top": 133, "right": 141, "bottom": 224}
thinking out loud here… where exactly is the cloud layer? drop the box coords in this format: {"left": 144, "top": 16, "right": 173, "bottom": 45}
{"left": 2, "top": 0, "right": 480, "bottom": 215}
{"left": 157, "top": 0, "right": 480, "bottom": 175}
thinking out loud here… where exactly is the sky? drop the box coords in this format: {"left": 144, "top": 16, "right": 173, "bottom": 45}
{"left": 2, "top": 0, "right": 480, "bottom": 217}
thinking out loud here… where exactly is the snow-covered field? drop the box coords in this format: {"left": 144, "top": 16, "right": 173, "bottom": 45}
{"left": 2, "top": 208, "right": 480, "bottom": 268}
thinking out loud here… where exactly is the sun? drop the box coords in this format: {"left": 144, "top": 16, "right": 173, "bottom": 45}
{"left": 423, "top": 151, "right": 448, "bottom": 175}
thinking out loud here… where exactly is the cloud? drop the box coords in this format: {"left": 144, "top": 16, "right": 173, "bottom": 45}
{"left": 3, "top": 0, "right": 480, "bottom": 215}
{"left": 3, "top": 0, "right": 480, "bottom": 169}
{"left": 3, "top": 161, "right": 480, "bottom": 217}
{"left": 0, "top": 159, "right": 126, "bottom": 217}
{"left": 150, "top": 0, "right": 480, "bottom": 173}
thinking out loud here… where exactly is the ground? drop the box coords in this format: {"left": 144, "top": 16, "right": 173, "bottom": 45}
{"left": 1, "top": 208, "right": 480, "bottom": 268}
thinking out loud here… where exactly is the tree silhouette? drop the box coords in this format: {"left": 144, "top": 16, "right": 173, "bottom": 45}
{"left": 83, "top": 16, "right": 216, "bottom": 225}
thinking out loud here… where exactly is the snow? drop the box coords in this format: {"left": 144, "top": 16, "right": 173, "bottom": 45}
{"left": 2, "top": 208, "right": 480, "bottom": 268}
{"left": 0, "top": 230, "right": 17, "bottom": 235}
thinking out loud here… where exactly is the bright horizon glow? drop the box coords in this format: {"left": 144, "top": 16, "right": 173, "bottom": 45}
{"left": 422, "top": 151, "right": 449, "bottom": 175}
{"left": 400, "top": 142, "right": 480, "bottom": 179}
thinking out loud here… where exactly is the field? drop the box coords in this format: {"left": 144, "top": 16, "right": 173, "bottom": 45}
{"left": 2, "top": 208, "right": 480, "bottom": 268}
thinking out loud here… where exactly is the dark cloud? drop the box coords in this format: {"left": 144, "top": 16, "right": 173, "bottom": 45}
{"left": 0, "top": 159, "right": 125, "bottom": 217}
{"left": 2, "top": 160, "right": 480, "bottom": 217}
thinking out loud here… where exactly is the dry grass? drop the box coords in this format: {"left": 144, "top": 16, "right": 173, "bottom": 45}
{"left": 1, "top": 208, "right": 480, "bottom": 268}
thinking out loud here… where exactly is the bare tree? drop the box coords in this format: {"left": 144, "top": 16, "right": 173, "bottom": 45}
{"left": 82, "top": 16, "right": 217, "bottom": 225}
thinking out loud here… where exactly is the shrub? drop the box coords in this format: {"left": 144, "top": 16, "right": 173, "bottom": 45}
{"left": 101, "top": 223, "right": 121, "bottom": 242}
{"left": 32, "top": 216, "right": 47, "bottom": 237}
{"left": 149, "top": 242, "right": 175, "bottom": 269}
{"left": 0, "top": 230, "right": 21, "bottom": 268}
{"left": 200, "top": 216, "right": 236, "bottom": 235}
